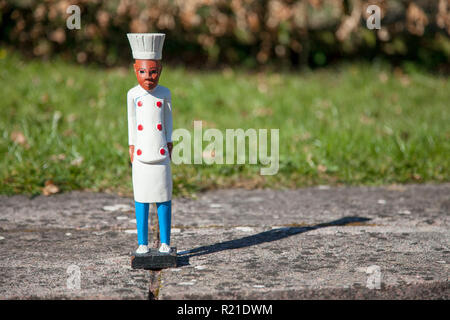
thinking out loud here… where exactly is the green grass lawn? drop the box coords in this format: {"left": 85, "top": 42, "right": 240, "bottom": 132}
{"left": 0, "top": 50, "right": 449, "bottom": 197}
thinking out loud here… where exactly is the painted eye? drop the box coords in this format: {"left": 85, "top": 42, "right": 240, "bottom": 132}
{"left": 139, "top": 70, "right": 145, "bottom": 74}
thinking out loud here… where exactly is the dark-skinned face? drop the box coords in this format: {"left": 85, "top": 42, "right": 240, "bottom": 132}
{"left": 133, "top": 59, "right": 162, "bottom": 91}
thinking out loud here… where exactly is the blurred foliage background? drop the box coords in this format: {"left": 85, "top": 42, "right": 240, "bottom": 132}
{"left": 0, "top": 0, "right": 449, "bottom": 196}
{"left": 1, "top": 0, "right": 450, "bottom": 70}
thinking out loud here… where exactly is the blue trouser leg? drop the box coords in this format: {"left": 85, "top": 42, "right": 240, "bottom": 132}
{"left": 156, "top": 200, "right": 171, "bottom": 245}
{"left": 135, "top": 201, "right": 149, "bottom": 245}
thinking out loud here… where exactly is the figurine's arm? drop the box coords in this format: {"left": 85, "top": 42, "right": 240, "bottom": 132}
{"left": 127, "top": 90, "right": 137, "bottom": 162}
{"left": 164, "top": 91, "right": 173, "bottom": 159}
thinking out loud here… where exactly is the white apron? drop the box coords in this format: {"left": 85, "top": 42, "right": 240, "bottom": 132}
{"left": 132, "top": 155, "right": 172, "bottom": 203}
{"left": 127, "top": 84, "right": 173, "bottom": 203}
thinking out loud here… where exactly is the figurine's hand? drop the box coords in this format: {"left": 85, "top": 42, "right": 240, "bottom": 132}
{"left": 167, "top": 142, "right": 173, "bottom": 160}
{"left": 129, "top": 145, "right": 135, "bottom": 163}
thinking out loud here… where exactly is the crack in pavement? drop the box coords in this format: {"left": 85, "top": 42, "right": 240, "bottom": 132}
{"left": 148, "top": 204, "right": 161, "bottom": 300}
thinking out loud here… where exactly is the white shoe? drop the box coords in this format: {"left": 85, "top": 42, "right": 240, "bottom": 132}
{"left": 135, "top": 245, "right": 149, "bottom": 254}
{"left": 159, "top": 243, "right": 171, "bottom": 253}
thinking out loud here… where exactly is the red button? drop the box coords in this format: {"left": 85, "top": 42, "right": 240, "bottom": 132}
{"left": 156, "top": 123, "right": 162, "bottom": 131}
{"left": 137, "top": 101, "right": 143, "bottom": 107}
{"left": 137, "top": 149, "right": 142, "bottom": 155}
{"left": 138, "top": 124, "right": 143, "bottom": 131}
{"left": 156, "top": 101, "right": 162, "bottom": 107}
{"left": 159, "top": 148, "right": 165, "bottom": 155}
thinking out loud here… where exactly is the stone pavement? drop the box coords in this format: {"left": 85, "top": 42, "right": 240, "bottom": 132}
{"left": 0, "top": 184, "right": 448, "bottom": 299}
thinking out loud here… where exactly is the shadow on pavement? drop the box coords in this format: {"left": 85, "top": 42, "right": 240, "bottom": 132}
{"left": 176, "top": 216, "right": 371, "bottom": 267}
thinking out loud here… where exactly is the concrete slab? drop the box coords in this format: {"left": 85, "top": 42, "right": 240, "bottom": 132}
{"left": 0, "top": 184, "right": 448, "bottom": 299}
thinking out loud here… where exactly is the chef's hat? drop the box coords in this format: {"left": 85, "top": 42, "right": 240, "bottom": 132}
{"left": 127, "top": 33, "right": 166, "bottom": 60}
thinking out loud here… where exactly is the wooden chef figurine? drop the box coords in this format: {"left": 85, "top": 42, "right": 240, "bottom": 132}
{"left": 126, "top": 33, "right": 173, "bottom": 255}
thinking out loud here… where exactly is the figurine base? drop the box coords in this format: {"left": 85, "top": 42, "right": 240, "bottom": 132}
{"left": 131, "top": 247, "right": 177, "bottom": 270}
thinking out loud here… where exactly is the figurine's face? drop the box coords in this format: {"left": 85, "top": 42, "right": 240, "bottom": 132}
{"left": 134, "top": 59, "right": 162, "bottom": 91}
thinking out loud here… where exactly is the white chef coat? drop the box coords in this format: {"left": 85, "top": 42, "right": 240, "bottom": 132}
{"left": 127, "top": 84, "right": 173, "bottom": 203}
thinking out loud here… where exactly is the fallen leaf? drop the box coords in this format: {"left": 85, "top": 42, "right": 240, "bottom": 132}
{"left": 379, "top": 72, "right": 388, "bottom": 83}
{"left": 40, "top": 93, "right": 49, "bottom": 103}
{"left": 114, "top": 143, "right": 125, "bottom": 153}
{"left": 385, "top": 184, "right": 406, "bottom": 192}
{"left": 71, "top": 156, "right": 84, "bottom": 166}
{"left": 360, "top": 114, "right": 374, "bottom": 125}
{"left": 400, "top": 76, "right": 411, "bottom": 87}
{"left": 257, "top": 82, "right": 268, "bottom": 93}
{"left": 50, "top": 153, "right": 66, "bottom": 161}
{"left": 222, "top": 67, "right": 233, "bottom": 78}
{"left": 63, "top": 129, "right": 75, "bottom": 137}
{"left": 253, "top": 108, "right": 273, "bottom": 117}
{"left": 66, "top": 114, "right": 78, "bottom": 123}
{"left": 42, "top": 180, "right": 59, "bottom": 196}
{"left": 11, "top": 131, "right": 29, "bottom": 148}
{"left": 66, "top": 78, "right": 75, "bottom": 87}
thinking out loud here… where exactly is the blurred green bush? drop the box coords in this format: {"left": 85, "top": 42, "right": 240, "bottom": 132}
{"left": 1, "top": 0, "right": 449, "bottom": 69}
